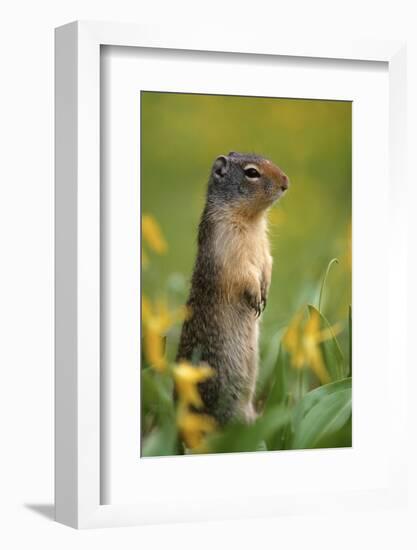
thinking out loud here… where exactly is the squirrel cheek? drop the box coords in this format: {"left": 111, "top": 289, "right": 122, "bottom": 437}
{"left": 238, "top": 183, "right": 248, "bottom": 195}
{"left": 263, "top": 179, "right": 276, "bottom": 195}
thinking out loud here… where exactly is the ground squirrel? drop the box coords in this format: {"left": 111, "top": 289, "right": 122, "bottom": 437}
{"left": 176, "top": 152, "right": 289, "bottom": 426}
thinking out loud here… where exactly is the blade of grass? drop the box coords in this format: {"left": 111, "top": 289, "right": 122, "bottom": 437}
{"left": 307, "top": 305, "right": 345, "bottom": 381}
{"left": 318, "top": 258, "right": 339, "bottom": 314}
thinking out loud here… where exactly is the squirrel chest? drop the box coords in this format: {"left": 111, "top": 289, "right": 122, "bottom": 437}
{"left": 212, "top": 212, "right": 271, "bottom": 305}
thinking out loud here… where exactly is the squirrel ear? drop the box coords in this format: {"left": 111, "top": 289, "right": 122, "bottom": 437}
{"left": 212, "top": 155, "right": 229, "bottom": 181}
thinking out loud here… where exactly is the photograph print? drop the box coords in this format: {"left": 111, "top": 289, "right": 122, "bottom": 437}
{"left": 141, "top": 91, "right": 352, "bottom": 456}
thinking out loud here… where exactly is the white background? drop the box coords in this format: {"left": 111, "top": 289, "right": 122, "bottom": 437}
{"left": 0, "top": 1, "right": 416, "bottom": 549}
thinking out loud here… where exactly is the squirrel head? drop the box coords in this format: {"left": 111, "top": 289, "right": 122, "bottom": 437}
{"left": 207, "top": 152, "right": 289, "bottom": 217}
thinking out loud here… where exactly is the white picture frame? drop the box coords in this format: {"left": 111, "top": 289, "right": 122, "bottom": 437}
{"left": 55, "top": 21, "right": 407, "bottom": 529}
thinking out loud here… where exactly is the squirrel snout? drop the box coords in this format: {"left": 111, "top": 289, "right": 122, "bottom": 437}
{"left": 280, "top": 173, "right": 289, "bottom": 191}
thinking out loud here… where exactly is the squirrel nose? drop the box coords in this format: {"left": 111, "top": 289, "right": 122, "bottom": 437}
{"left": 280, "top": 173, "right": 289, "bottom": 191}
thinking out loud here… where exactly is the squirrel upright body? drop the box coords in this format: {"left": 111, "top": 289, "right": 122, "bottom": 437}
{"left": 176, "top": 152, "right": 289, "bottom": 426}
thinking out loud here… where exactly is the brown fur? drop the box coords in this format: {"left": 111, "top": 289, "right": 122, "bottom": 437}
{"left": 176, "top": 153, "right": 288, "bottom": 425}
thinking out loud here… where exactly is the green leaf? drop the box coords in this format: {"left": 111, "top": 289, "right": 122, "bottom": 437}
{"left": 308, "top": 304, "right": 345, "bottom": 381}
{"left": 141, "top": 422, "right": 178, "bottom": 457}
{"left": 256, "top": 440, "right": 268, "bottom": 452}
{"left": 141, "top": 368, "right": 175, "bottom": 421}
{"left": 294, "top": 377, "right": 351, "bottom": 425}
{"left": 292, "top": 378, "right": 352, "bottom": 449}
{"left": 316, "top": 415, "right": 352, "bottom": 449}
{"left": 256, "top": 328, "right": 284, "bottom": 399}
{"left": 208, "top": 406, "right": 290, "bottom": 454}
{"left": 266, "top": 392, "right": 295, "bottom": 451}
{"left": 263, "top": 344, "right": 288, "bottom": 411}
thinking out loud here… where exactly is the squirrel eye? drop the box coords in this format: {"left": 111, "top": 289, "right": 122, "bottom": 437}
{"left": 244, "top": 167, "right": 261, "bottom": 179}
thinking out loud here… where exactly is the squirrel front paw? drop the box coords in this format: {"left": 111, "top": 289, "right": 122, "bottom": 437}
{"left": 244, "top": 288, "right": 263, "bottom": 318}
{"left": 260, "top": 279, "right": 268, "bottom": 313}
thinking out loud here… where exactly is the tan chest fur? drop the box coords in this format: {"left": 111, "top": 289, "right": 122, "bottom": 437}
{"left": 212, "top": 209, "right": 271, "bottom": 303}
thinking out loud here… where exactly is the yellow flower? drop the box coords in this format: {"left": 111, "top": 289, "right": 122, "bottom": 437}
{"left": 142, "top": 297, "right": 188, "bottom": 372}
{"left": 173, "top": 362, "right": 214, "bottom": 408}
{"left": 142, "top": 297, "right": 173, "bottom": 332}
{"left": 142, "top": 296, "right": 153, "bottom": 322}
{"left": 142, "top": 214, "right": 167, "bottom": 254}
{"left": 144, "top": 330, "right": 166, "bottom": 372}
{"left": 173, "top": 362, "right": 216, "bottom": 450}
{"left": 282, "top": 308, "right": 306, "bottom": 369}
{"left": 283, "top": 306, "right": 342, "bottom": 385}
{"left": 176, "top": 406, "right": 216, "bottom": 450}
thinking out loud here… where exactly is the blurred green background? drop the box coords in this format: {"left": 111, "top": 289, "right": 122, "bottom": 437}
{"left": 141, "top": 91, "right": 351, "bottom": 360}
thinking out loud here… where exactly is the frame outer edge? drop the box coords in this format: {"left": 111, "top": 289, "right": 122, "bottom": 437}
{"left": 55, "top": 21, "right": 79, "bottom": 528}
{"left": 388, "top": 44, "right": 408, "bottom": 498}
{"left": 54, "top": 19, "right": 408, "bottom": 529}
{"left": 76, "top": 20, "right": 101, "bottom": 529}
